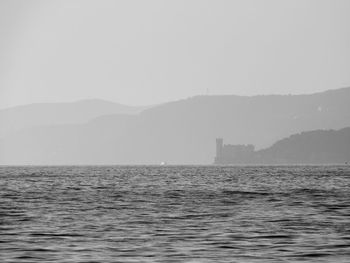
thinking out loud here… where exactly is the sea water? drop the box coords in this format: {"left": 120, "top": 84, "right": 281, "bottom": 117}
{"left": 0, "top": 166, "right": 349, "bottom": 262}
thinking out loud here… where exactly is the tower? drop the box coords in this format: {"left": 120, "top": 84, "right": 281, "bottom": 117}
{"left": 215, "top": 138, "right": 223, "bottom": 163}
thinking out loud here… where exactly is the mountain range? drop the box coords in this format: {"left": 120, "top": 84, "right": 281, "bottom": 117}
{"left": 1, "top": 87, "right": 350, "bottom": 164}
{"left": 0, "top": 99, "right": 148, "bottom": 138}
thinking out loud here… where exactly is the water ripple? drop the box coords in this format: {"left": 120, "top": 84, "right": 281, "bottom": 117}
{"left": 0, "top": 165, "right": 350, "bottom": 262}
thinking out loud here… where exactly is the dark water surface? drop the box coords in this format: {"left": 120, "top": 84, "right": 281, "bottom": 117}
{"left": 0, "top": 166, "right": 349, "bottom": 262}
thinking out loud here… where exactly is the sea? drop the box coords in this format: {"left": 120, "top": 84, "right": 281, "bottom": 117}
{"left": 0, "top": 165, "right": 349, "bottom": 263}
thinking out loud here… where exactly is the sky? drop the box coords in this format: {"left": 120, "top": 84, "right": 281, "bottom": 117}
{"left": 1, "top": 0, "right": 350, "bottom": 108}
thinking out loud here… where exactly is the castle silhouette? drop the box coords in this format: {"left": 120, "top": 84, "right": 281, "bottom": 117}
{"left": 214, "top": 138, "right": 255, "bottom": 164}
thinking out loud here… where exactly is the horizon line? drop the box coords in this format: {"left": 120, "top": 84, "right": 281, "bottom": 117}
{"left": 1, "top": 86, "right": 349, "bottom": 111}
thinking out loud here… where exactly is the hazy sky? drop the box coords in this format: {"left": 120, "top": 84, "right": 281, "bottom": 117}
{"left": 1, "top": 0, "right": 350, "bottom": 108}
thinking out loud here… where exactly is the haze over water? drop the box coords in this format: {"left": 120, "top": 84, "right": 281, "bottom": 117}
{"left": 1, "top": 166, "right": 350, "bottom": 262}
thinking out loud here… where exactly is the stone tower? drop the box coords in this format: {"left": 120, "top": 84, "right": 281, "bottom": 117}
{"left": 215, "top": 138, "right": 223, "bottom": 163}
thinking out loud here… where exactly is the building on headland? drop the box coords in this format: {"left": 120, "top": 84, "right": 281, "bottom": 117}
{"left": 214, "top": 138, "right": 255, "bottom": 164}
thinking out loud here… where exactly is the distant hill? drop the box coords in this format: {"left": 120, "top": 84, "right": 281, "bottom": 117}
{"left": 0, "top": 99, "right": 148, "bottom": 138}
{"left": 1, "top": 87, "right": 350, "bottom": 164}
{"left": 216, "top": 127, "right": 350, "bottom": 164}
{"left": 256, "top": 127, "right": 350, "bottom": 164}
